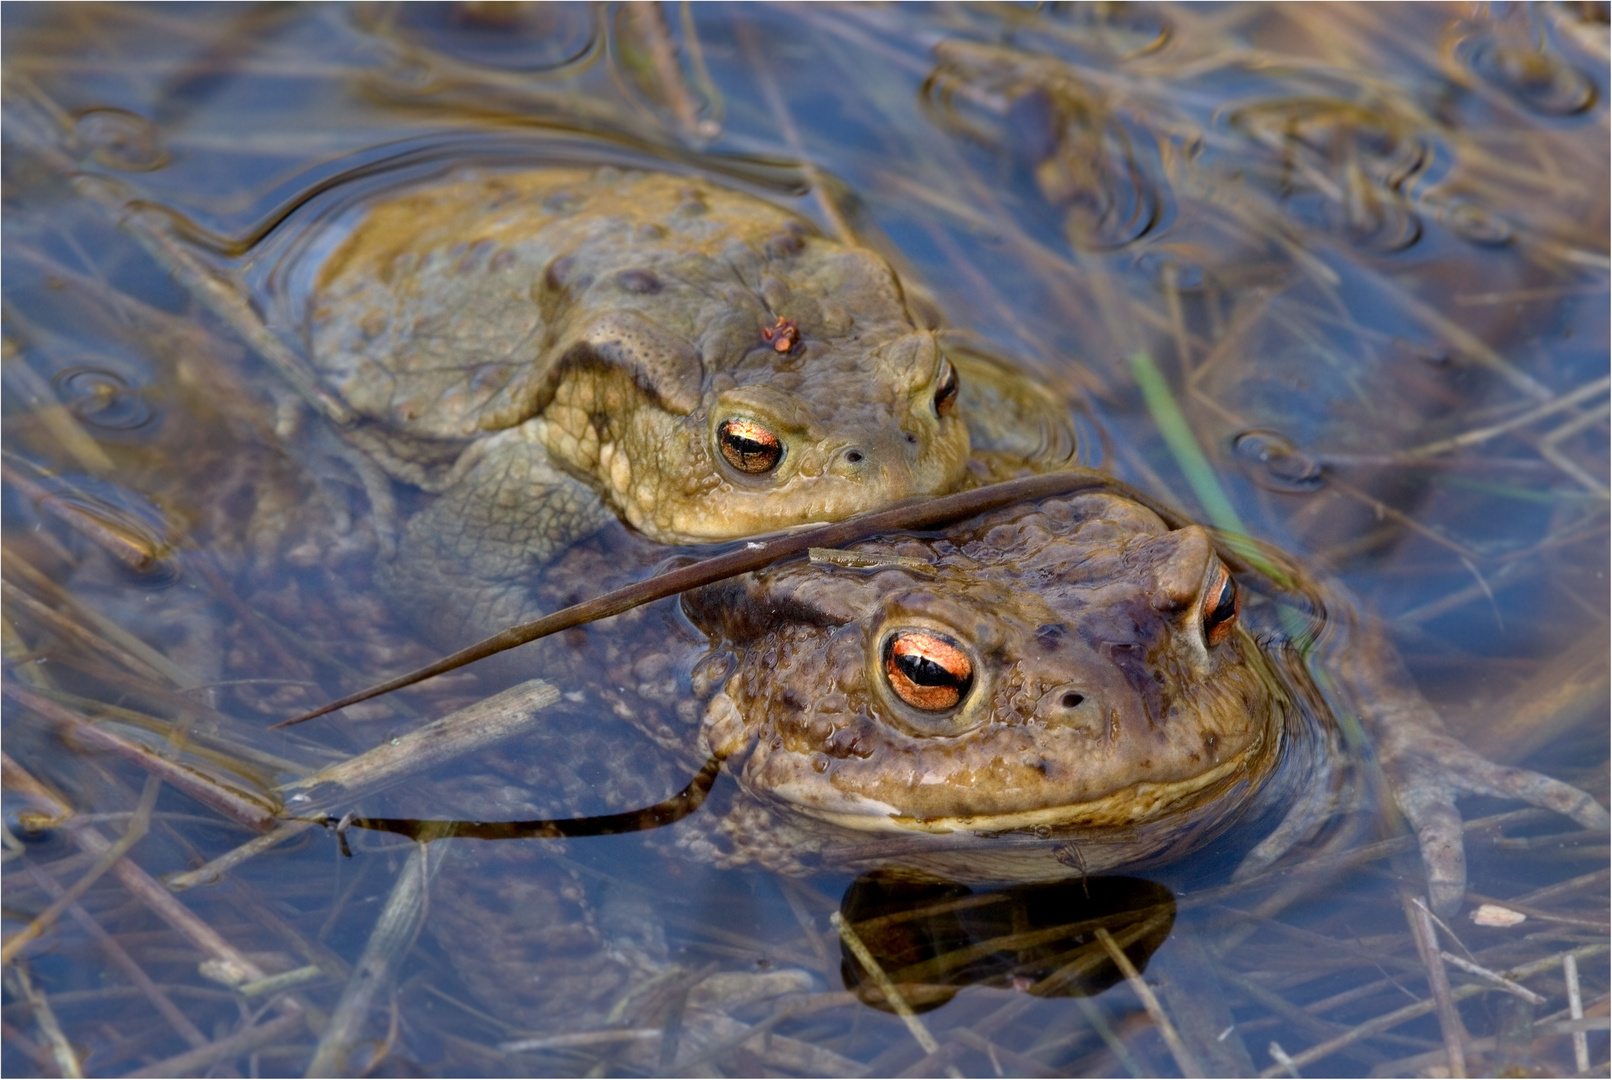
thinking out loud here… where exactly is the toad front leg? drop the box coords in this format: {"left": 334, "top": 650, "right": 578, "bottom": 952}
{"left": 379, "top": 425, "right": 613, "bottom": 648}
{"left": 1345, "top": 626, "right": 1609, "bottom": 916}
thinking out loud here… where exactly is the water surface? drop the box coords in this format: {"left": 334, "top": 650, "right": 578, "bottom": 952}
{"left": 3, "top": 5, "right": 1607, "bottom": 1077}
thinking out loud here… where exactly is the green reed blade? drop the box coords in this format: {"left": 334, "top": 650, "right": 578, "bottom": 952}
{"left": 1129, "top": 351, "right": 1315, "bottom": 651}
{"left": 1129, "top": 350, "right": 1246, "bottom": 535}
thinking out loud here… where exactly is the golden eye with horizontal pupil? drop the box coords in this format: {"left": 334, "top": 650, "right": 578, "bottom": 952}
{"left": 718, "top": 419, "right": 783, "bottom": 473}
{"left": 932, "top": 359, "right": 959, "bottom": 418}
{"left": 1202, "top": 564, "right": 1240, "bottom": 647}
{"left": 883, "top": 631, "right": 973, "bottom": 711}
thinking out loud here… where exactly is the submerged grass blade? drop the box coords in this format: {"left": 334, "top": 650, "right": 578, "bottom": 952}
{"left": 832, "top": 911, "right": 962, "bottom": 1079}
{"left": 277, "top": 678, "right": 560, "bottom": 812}
{"left": 1255, "top": 942, "right": 1609, "bottom": 1077}
{"left": 6, "top": 963, "right": 82, "bottom": 1079}
{"left": 305, "top": 842, "right": 444, "bottom": 1077}
{"left": 1129, "top": 350, "right": 1245, "bottom": 535}
{"left": 3, "top": 684, "right": 280, "bottom": 831}
{"left": 1129, "top": 350, "right": 1316, "bottom": 656}
{"left": 1, "top": 773, "right": 161, "bottom": 966}
{"left": 20, "top": 858, "right": 209, "bottom": 1048}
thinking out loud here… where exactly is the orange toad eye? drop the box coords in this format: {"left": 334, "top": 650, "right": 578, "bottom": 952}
{"left": 933, "top": 359, "right": 959, "bottom": 418}
{"left": 718, "top": 419, "right": 784, "bottom": 473}
{"left": 883, "top": 630, "right": 974, "bottom": 711}
{"left": 1202, "top": 564, "right": 1240, "bottom": 647}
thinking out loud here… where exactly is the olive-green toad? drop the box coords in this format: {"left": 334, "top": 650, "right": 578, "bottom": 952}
{"left": 307, "top": 167, "right": 1069, "bottom": 641}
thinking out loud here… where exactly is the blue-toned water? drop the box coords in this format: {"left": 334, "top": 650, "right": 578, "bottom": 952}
{"left": 3, "top": 5, "right": 1606, "bottom": 1077}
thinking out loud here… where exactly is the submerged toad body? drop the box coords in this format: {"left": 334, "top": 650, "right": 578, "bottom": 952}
{"left": 422, "top": 487, "right": 1605, "bottom": 1039}
{"left": 449, "top": 488, "right": 1606, "bottom": 907}
{"left": 676, "top": 492, "right": 1607, "bottom": 907}
{"left": 672, "top": 492, "right": 1320, "bottom": 885}
{"left": 680, "top": 493, "right": 1608, "bottom": 911}
{"left": 308, "top": 168, "right": 1062, "bottom": 637}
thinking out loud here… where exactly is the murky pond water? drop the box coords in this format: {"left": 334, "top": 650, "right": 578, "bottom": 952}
{"left": 3, "top": 4, "right": 1607, "bottom": 1077}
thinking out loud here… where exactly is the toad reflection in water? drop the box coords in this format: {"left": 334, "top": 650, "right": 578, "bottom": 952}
{"left": 337, "top": 484, "right": 1603, "bottom": 1054}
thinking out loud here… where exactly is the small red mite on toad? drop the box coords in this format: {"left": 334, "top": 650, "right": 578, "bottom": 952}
{"left": 761, "top": 315, "right": 799, "bottom": 354}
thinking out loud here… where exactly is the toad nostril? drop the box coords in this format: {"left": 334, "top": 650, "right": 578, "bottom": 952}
{"left": 904, "top": 432, "right": 918, "bottom": 445}
{"left": 844, "top": 449, "right": 864, "bottom": 464}
{"left": 1061, "top": 692, "right": 1085, "bottom": 709}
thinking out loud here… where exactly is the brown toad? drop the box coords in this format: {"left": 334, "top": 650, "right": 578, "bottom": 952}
{"left": 391, "top": 483, "right": 1605, "bottom": 1058}
{"left": 307, "top": 167, "right": 1069, "bottom": 640}
{"left": 669, "top": 488, "right": 1608, "bottom": 914}
{"left": 409, "top": 486, "right": 1604, "bottom": 940}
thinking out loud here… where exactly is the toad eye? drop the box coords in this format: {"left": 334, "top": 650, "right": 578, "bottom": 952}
{"left": 1202, "top": 564, "right": 1240, "bottom": 647}
{"left": 883, "top": 630, "right": 973, "bottom": 711}
{"left": 932, "top": 359, "right": 959, "bottom": 418}
{"left": 718, "top": 419, "right": 784, "bottom": 473}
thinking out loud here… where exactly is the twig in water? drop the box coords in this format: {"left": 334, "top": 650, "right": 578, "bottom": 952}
{"left": 500, "top": 1029, "right": 661, "bottom": 1054}
{"left": 7, "top": 963, "right": 82, "bottom": 1078}
{"left": 1466, "top": 890, "right": 1610, "bottom": 932}
{"left": 21, "top": 859, "right": 208, "bottom": 1048}
{"left": 3, "top": 683, "right": 279, "bottom": 831}
{"left": 305, "top": 842, "right": 444, "bottom": 1076}
{"left": 733, "top": 12, "right": 853, "bottom": 242}
{"left": 1394, "top": 375, "right": 1609, "bottom": 461}
{"left": 238, "top": 964, "right": 325, "bottom": 998}
{"left": 122, "top": 1007, "right": 308, "bottom": 1080}
{"left": 831, "top": 910, "right": 963, "bottom": 1079}
{"left": 1, "top": 751, "right": 73, "bottom": 825}
{"left": 1403, "top": 892, "right": 1468, "bottom": 1078}
{"left": 1267, "top": 1041, "right": 1300, "bottom": 1078}
{"left": 1095, "top": 925, "right": 1204, "bottom": 1078}
{"left": 166, "top": 821, "right": 318, "bottom": 891}
{"left": 1437, "top": 951, "right": 1547, "bottom": 1006}
{"left": 1538, "top": 401, "right": 1611, "bottom": 496}
{"left": 1563, "top": 953, "right": 1589, "bottom": 1072}
{"left": 1072, "top": 994, "right": 1148, "bottom": 1078}
{"left": 278, "top": 679, "right": 561, "bottom": 810}
{"left": 275, "top": 472, "right": 1161, "bottom": 726}
{"left": 1256, "top": 943, "right": 1608, "bottom": 1077}
{"left": 335, "top": 811, "right": 358, "bottom": 857}
{"left": 1, "top": 772, "right": 161, "bottom": 965}
{"left": 73, "top": 821, "right": 271, "bottom": 987}
{"left": 0, "top": 577, "right": 175, "bottom": 687}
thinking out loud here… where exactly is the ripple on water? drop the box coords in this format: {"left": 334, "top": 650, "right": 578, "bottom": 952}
{"left": 73, "top": 107, "right": 166, "bottom": 172}
{"left": 924, "top": 44, "right": 1171, "bottom": 252}
{"left": 52, "top": 366, "right": 155, "bottom": 431}
{"left": 1436, "top": 198, "right": 1516, "bottom": 247}
{"left": 1232, "top": 430, "right": 1326, "bottom": 494}
{"left": 361, "top": 1, "right": 598, "bottom": 74}
{"left": 1228, "top": 97, "right": 1434, "bottom": 254}
{"left": 1455, "top": 33, "right": 1597, "bottom": 116}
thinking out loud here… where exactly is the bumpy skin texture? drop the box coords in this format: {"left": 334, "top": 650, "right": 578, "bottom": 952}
{"left": 411, "top": 491, "right": 1606, "bottom": 1034}
{"left": 674, "top": 493, "right": 1608, "bottom": 906}
{"left": 682, "top": 491, "right": 1312, "bottom": 882}
{"left": 308, "top": 167, "right": 1031, "bottom": 639}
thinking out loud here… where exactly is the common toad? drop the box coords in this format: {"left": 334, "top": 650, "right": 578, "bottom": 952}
{"left": 307, "top": 167, "right": 1070, "bottom": 641}
{"left": 414, "top": 486, "right": 1604, "bottom": 1041}
{"left": 674, "top": 489, "right": 1607, "bottom": 907}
